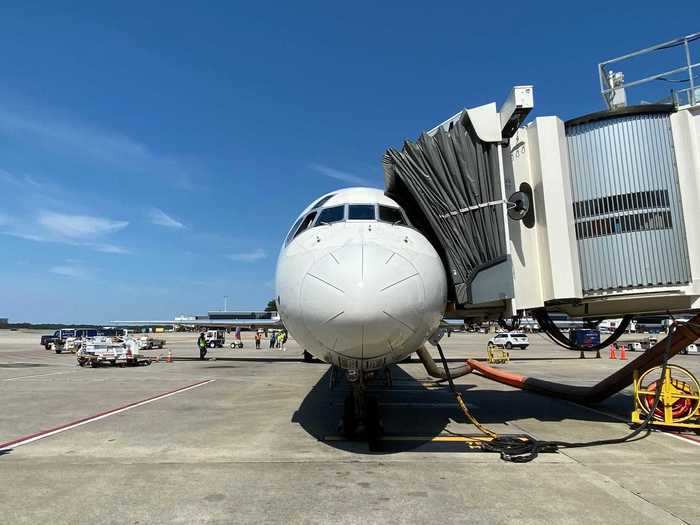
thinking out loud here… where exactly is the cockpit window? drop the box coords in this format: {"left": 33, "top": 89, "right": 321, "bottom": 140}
{"left": 348, "top": 204, "right": 375, "bottom": 220}
{"left": 293, "top": 211, "right": 317, "bottom": 239}
{"left": 310, "top": 194, "right": 335, "bottom": 210}
{"left": 285, "top": 215, "right": 305, "bottom": 244}
{"left": 316, "top": 205, "right": 345, "bottom": 225}
{"left": 378, "top": 205, "right": 406, "bottom": 225}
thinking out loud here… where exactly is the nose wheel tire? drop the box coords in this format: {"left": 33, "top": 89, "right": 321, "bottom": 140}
{"left": 365, "top": 396, "right": 382, "bottom": 452}
{"left": 341, "top": 389, "right": 383, "bottom": 449}
{"left": 342, "top": 394, "right": 357, "bottom": 439}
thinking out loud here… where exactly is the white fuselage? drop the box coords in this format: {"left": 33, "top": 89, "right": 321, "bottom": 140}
{"left": 275, "top": 188, "right": 447, "bottom": 371}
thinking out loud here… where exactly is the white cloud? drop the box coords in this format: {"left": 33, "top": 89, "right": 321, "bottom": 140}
{"left": 38, "top": 211, "right": 128, "bottom": 239}
{"left": 1, "top": 229, "right": 129, "bottom": 255}
{"left": 1, "top": 210, "right": 129, "bottom": 255}
{"left": 0, "top": 106, "right": 197, "bottom": 190}
{"left": 149, "top": 208, "right": 185, "bottom": 229}
{"left": 227, "top": 249, "right": 267, "bottom": 262}
{"left": 309, "top": 163, "right": 371, "bottom": 186}
{"left": 93, "top": 243, "right": 130, "bottom": 254}
{"left": 49, "top": 264, "right": 92, "bottom": 279}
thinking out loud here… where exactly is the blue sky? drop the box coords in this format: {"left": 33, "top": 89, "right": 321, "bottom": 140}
{"left": 0, "top": 2, "right": 695, "bottom": 323}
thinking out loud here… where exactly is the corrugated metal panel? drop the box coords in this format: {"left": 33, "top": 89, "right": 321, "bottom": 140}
{"left": 566, "top": 112, "right": 691, "bottom": 294}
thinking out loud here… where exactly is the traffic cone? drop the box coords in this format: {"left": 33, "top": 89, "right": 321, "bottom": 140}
{"left": 609, "top": 345, "right": 617, "bottom": 359}
{"left": 619, "top": 345, "right": 627, "bottom": 360}
{"left": 166, "top": 350, "right": 172, "bottom": 363}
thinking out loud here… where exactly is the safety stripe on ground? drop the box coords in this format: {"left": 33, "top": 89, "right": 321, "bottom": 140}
{"left": 665, "top": 432, "right": 700, "bottom": 447}
{"left": 3, "top": 371, "right": 73, "bottom": 381}
{"left": 568, "top": 400, "right": 700, "bottom": 447}
{"left": 0, "top": 379, "right": 215, "bottom": 451}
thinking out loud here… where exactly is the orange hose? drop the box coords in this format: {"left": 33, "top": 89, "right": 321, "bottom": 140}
{"left": 465, "top": 314, "right": 700, "bottom": 404}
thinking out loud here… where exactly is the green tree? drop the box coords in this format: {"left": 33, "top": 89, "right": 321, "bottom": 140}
{"left": 264, "top": 299, "right": 277, "bottom": 312}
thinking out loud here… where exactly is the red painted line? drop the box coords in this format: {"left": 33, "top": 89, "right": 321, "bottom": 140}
{"left": 0, "top": 379, "right": 214, "bottom": 450}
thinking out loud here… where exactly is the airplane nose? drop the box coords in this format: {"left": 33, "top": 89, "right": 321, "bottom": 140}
{"left": 300, "top": 242, "right": 427, "bottom": 362}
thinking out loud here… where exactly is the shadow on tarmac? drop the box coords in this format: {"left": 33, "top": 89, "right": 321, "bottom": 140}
{"left": 291, "top": 365, "right": 633, "bottom": 454}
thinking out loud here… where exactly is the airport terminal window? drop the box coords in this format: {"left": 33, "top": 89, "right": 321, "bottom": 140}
{"left": 316, "top": 205, "right": 345, "bottom": 225}
{"left": 348, "top": 204, "right": 375, "bottom": 220}
{"left": 293, "top": 211, "right": 317, "bottom": 239}
{"left": 378, "top": 205, "right": 406, "bottom": 225}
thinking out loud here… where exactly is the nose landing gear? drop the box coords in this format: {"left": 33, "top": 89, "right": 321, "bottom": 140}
{"left": 340, "top": 370, "right": 384, "bottom": 451}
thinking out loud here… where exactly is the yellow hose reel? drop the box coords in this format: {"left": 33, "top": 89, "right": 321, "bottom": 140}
{"left": 632, "top": 364, "right": 700, "bottom": 430}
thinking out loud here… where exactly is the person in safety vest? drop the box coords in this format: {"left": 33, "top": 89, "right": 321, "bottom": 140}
{"left": 197, "top": 332, "right": 207, "bottom": 360}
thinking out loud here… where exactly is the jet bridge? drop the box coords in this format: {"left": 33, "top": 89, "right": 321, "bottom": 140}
{"left": 384, "top": 62, "right": 700, "bottom": 323}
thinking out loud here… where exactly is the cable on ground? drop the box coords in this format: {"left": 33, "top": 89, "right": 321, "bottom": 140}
{"left": 434, "top": 322, "right": 696, "bottom": 462}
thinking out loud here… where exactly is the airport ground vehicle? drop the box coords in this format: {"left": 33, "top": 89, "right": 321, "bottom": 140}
{"left": 205, "top": 330, "right": 226, "bottom": 348}
{"left": 137, "top": 336, "right": 166, "bottom": 349}
{"left": 569, "top": 329, "right": 600, "bottom": 348}
{"left": 77, "top": 337, "right": 150, "bottom": 367}
{"left": 682, "top": 343, "right": 698, "bottom": 355}
{"left": 488, "top": 332, "right": 529, "bottom": 350}
{"left": 50, "top": 337, "right": 84, "bottom": 354}
{"left": 41, "top": 328, "right": 124, "bottom": 350}
{"left": 40, "top": 329, "right": 76, "bottom": 349}
{"left": 624, "top": 337, "right": 658, "bottom": 352}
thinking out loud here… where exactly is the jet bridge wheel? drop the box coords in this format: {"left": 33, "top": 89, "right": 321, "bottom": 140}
{"left": 635, "top": 365, "right": 700, "bottom": 423}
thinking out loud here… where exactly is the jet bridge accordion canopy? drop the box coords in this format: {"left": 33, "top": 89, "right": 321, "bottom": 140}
{"left": 383, "top": 113, "right": 507, "bottom": 305}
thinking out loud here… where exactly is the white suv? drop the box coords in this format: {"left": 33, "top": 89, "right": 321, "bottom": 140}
{"left": 489, "top": 332, "right": 529, "bottom": 350}
{"left": 681, "top": 343, "right": 698, "bottom": 355}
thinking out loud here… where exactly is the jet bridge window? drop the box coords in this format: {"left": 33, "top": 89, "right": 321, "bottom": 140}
{"left": 316, "top": 205, "right": 345, "bottom": 225}
{"left": 293, "top": 211, "right": 318, "bottom": 239}
{"left": 378, "top": 205, "right": 407, "bottom": 225}
{"left": 348, "top": 204, "right": 375, "bottom": 220}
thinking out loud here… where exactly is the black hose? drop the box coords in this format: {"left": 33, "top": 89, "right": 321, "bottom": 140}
{"left": 533, "top": 310, "right": 633, "bottom": 352}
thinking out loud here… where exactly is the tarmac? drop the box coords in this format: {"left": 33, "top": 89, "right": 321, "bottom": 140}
{"left": 1, "top": 329, "right": 699, "bottom": 524}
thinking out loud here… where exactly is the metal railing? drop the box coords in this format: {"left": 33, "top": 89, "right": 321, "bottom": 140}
{"left": 599, "top": 32, "right": 700, "bottom": 109}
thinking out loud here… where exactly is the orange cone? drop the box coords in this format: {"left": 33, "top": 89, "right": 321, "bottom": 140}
{"left": 166, "top": 350, "right": 172, "bottom": 363}
{"left": 619, "top": 345, "right": 627, "bottom": 360}
{"left": 609, "top": 345, "right": 617, "bottom": 359}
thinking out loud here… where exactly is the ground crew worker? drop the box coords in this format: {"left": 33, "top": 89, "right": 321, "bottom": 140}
{"left": 198, "top": 332, "right": 207, "bottom": 360}
{"left": 269, "top": 331, "right": 276, "bottom": 349}
{"left": 276, "top": 331, "right": 285, "bottom": 350}
{"left": 255, "top": 331, "right": 261, "bottom": 349}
